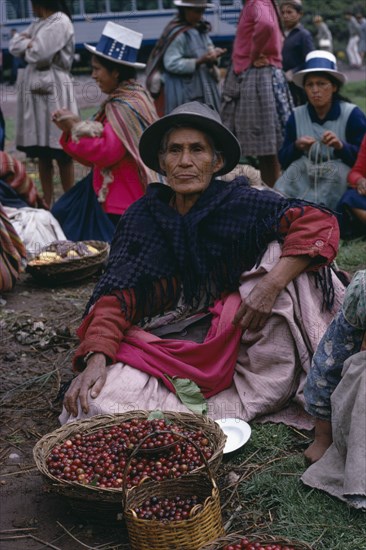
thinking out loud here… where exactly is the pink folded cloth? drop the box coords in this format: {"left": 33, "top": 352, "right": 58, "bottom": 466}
{"left": 115, "top": 293, "right": 243, "bottom": 397}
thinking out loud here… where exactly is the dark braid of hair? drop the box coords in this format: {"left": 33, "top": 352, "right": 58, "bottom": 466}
{"left": 31, "top": 0, "right": 72, "bottom": 19}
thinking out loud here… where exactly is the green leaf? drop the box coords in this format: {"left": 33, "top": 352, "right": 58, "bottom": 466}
{"left": 147, "top": 410, "right": 172, "bottom": 424}
{"left": 166, "top": 376, "right": 208, "bottom": 415}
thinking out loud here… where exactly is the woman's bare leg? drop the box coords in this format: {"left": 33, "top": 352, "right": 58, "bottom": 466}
{"left": 304, "top": 418, "right": 333, "bottom": 464}
{"left": 57, "top": 157, "right": 74, "bottom": 193}
{"left": 350, "top": 207, "right": 366, "bottom": 225}
{"left": 38, "top": 157, "right": 54, "bottom": 207}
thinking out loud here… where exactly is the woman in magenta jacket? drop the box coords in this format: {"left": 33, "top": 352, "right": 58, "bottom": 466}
{"left": 52, "top": 22, "right": 160, "bottom": 226}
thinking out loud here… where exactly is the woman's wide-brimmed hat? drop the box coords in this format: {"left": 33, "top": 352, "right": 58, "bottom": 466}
{"left": 292, "top": 50, "right": 347, "bottom": 88}
{"left": 173, "top": 1, "right": 215, "bottom": 8}
{"left": 84, "top": 22, "right": 146, "bottom": 69}
{"left": 139, "top": 101, "right": 241, "bottom": 177}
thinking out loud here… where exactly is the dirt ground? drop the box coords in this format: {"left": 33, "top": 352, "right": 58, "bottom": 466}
{"left": 1, "top": 271, "right": 248, "bottom": 550}
{"left": 0, "top": 272, "right": 138, "bottom": 549}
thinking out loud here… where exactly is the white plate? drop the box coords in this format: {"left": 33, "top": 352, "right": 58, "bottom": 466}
{"left": 215, "top": 418, "right": 251, "bottom": 454}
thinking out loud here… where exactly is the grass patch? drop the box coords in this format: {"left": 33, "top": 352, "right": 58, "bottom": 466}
{"left": 336, "top": 238, "right": 366, "bottom": 274}
{"left": 226, "top": 424, "right": 366, "bottom": 549}
{"left": 343, "top": 81, "right": 366, "bottom": 113}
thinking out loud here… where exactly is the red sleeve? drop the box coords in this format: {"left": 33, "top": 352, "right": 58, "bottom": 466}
{"left": 73, "top": 278, "right": 180, "bottom": 371}
{"left": 72, "top": 295, "right": 132, "bottom": 372}
{"left": 347, "top": 135, "right": 366, "bottom": 188}
{"left": 279, "top": 206, "right": 339, "bottom": 269}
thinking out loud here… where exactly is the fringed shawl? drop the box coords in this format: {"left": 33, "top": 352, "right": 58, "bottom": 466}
{"left": 95, "top": 81, "right": 161, "bottom": 188}
{"left": 85, "top": 177, "right": 335, "bottom": 319}
{"left": 145, "top": 16, "right": 190, "bottom": 95}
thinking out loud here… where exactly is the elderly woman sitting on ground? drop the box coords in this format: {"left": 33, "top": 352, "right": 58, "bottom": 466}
{"left": 61, "top": 102, "right": 344, "bottom": 427}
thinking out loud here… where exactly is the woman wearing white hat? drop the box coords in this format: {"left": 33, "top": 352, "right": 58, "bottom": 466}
{"left": 51, "top": 22, "right": 160, "bottom": 238}
{"left": 275, "top": 50, "right": 366, "bottom": 210}
{"left": 146, "top": 0, "right": 226, "bottom": 115}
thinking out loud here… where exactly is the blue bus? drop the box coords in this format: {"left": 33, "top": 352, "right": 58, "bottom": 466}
{"left": 1, "top": 0, "right": 242, "bottom": 67}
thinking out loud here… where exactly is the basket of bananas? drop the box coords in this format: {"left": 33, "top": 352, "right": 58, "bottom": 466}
{"left": 26, "top": 240, "right": 109, "bottom": 285}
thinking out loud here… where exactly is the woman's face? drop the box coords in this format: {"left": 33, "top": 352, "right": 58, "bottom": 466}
{"left": 91, "top": 56, "right": 119, "bottom": 94}
{"left": 280, "top": 5, "right": 302, "bottom": 30}
{"left": 183, "top": 7, "right": 205, "bottom": 25}
{"left": 159, "top": 127, "right": 223, "bottom": 209}
{"left": 304, "top": 74, "right": 337, "bottom": 111}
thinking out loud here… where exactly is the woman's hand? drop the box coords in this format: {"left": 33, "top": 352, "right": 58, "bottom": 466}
{"left": 356, "top": 178, "right": 366, "bottom": 195}
{"left": 233, "top": 255, "right": 313, "bottom": 331}
{"left": 295, "top": 136, "right": 317, "bottom": 152}
{"left": 52, "top": 109, "right": 81, "bottom": 133}
{"left": 233, "top": 274, "right": 282, "bottom": 330}
{"left": 253, "top": 54, "right": 269, "bottom": 68}
{"left": 196, "top": 47, "right": 226, "bottom": 67}
{"left": 321, "top": 130, "right": 343, "bottom": 150}
{"left": 63, "top": 353, "right": 107, "bottom": 417}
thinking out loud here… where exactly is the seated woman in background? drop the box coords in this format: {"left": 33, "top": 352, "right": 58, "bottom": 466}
{"left": 0, "top": 205, "right": 26, "bottom": 292}
{"left": 302, "top": 270, "right": 366, "bottom": 510}
{"left": 337, "top": 133, "right": 366, "bottom": 238}
{"left": 0, "top": 151, "right": 66, "bottom": 256}
{"left": 51, "top": 22, "right": 160, "bottom": 240}
{"left": 60, "top": 101, "right": 344, "bottom": 430}
{"left": 275, "top": 51, "right": 366, "bottom": 211}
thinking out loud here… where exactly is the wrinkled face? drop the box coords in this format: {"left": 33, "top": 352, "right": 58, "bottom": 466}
{"left": 304, "top": 74, "right": 337, "bottom": 110}
{"left": 159, "top": 127, "right": 224, "bottom": 200}
{"left": 280, "top": 5, "right": 302, "bottom": 30}
{"left": 183, "top": 7, "right": 205, "bottom": 25}
{"left": 91, "top": 56, "right": 119, "bottom": 94}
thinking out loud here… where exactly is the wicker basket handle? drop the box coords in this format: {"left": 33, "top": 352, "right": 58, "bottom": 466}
{"left": 122, "top": 429, "right": 216, "bottom": 509}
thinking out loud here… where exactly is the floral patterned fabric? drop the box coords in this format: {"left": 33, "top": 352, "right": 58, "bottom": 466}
{"left": 304, "top": 270, "right": 366, "bottom": 420}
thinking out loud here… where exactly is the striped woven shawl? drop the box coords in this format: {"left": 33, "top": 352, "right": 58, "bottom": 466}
{"left": 96, "top": 81, "right": 161, "bottom": 189}
{"left": 0, "top": 205, "right": 26, "bottom": 291}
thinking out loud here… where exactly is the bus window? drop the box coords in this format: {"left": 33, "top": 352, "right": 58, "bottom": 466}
{"left": 6, "top": 0, "right": 30, "bottom": 20}
{"left": 84, "top": 0, "right": 107, "bottom": 14}
{"left": 65, "top": 0, "right": 82, "bottom": 15}
{"left": 162, "top": 0, "right": 174, "bottom": 8}
{"left": 220, "top": 0, "right": 234, "bottom": 4}
{"left": 109, "top": 0, "right": 133, "bottom": 12}
{"left": 136, "top": 0, "right": 159, "bottom": 10}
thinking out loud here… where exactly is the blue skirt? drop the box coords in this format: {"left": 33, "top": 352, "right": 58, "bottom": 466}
{"left": 51, "top": 172, "right": 115, "bottom": 243}
{"left": 336, "top": 188, "right": 366, "bottom": 239}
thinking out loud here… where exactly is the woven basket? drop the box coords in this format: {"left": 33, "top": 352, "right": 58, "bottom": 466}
{"left": 33, "top": 411, "right": 226, "bottom": 523}
{"left": 124, "top": 431, "right": 225, "bottom": 550}
{"left": 26, "top": 240, "right": 109, "bottom": 285}
{"left": 199, "top": 532, "right": 313, "bottom": 549}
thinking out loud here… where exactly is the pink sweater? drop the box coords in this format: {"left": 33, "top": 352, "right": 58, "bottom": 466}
{"left": 232, "top": 0, "right": 283, "bottom": 74}
{"left": 61, "top": 122, "right": 144, "bottom": 215}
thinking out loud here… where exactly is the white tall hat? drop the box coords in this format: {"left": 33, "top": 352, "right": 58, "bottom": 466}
{"left": 84, "top": 22, "right": 145, "bottom": 69}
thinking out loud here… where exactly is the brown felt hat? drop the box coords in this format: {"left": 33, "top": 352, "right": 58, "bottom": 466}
{"left": 139, "top": 101, "right": 241, "bottom": 177}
